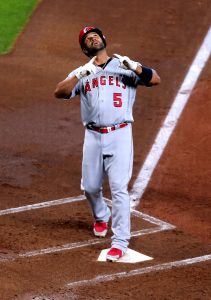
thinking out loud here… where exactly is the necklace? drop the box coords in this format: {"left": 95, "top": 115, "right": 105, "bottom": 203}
{"left": 97, "top": 57, "right": 111, "bottom": 69}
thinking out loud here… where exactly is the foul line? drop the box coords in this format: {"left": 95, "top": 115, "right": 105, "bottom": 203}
{"left": 130, "top": 26, "right": 211, "bottom": 206}
{"left": 67, "top": 254, "right": 211, "bottom": 287}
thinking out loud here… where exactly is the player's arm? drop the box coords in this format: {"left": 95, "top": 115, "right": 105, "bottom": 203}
{"left": 54, "top": 76, "right": 79, "bottom": 99}
{"left": 54, "top": 56, "right": 97, "bottom": 99}
{"left": 113, "top": 53, "right": 161, "bottom": 87}
{"left": 135, "top": 65, "right": 160, "bottom": 86}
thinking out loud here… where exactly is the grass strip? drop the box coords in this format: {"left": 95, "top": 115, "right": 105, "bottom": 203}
{"left": 0, "top": 0, "right": 39, "bottom": 54}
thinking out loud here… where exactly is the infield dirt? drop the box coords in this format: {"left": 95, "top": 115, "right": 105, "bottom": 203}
{"left": 0, "top": 0, "right": 210, "bottom": 299}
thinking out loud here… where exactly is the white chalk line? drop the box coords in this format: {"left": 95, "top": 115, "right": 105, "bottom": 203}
{"left": 19, "top": 238, "right": 106, "bottom": 258}
{"left": 0, "top": 226, "right": 168, "bottom": 262}
{"left": 0, "top": 196, "right": 174, "bottom": 262}
{"left": 105, "top": 198, "right": 175, "bottom": 228}
{"left": 130, "top": 25, "right": 211, "bottom": 206}
{"left": 0, "top": 195, "right": 174, "bottom": 228}
{"left": 67, "top": 254, "right": 211, "bottom": 287}
{"left": 131, "top": 208, "right": 175, "bottom": 229}
{"left": 0, "top": 194, "right": 86, "bottom": 216}
{"left": 0, "top": 195, "right": 174, "bottom": 229}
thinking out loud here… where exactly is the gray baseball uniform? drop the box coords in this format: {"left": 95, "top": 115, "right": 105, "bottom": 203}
{"left": 65, "top": 57, "right": 143, "bottom": 252}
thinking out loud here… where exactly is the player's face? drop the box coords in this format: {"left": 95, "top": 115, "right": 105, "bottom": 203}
{"left": 83, "top": 32, "right": 105, "bottom": 55}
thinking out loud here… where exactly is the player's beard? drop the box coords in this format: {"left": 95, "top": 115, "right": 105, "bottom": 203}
{"left": 85, "top": 41, "right": 105, "bottom": 56}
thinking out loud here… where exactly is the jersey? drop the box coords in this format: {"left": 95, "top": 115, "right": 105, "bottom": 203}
{"left": 65, "top": 57, "right": 143, "bottom": 126}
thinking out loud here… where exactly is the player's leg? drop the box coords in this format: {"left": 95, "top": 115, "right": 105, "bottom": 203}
{"left": 103, "top": 124, "right": 133, "bottom": 253}
{"left": 82, "top": 129, "right": 111, "bottom": 222}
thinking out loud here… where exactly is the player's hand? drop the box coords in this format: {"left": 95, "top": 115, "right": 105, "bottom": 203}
{"left": 75, "top": 56, "right": 97, "bottom": 79}
{"left": 113, "top": 53, "right": 140, "bottom": 71}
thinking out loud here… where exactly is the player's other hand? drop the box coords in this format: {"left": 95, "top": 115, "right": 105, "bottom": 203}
{"left": 113, "top": 53, "right": 140, "bottom": 71}
{"left": 76, "top": 56, "right": 97, "bottom": 79}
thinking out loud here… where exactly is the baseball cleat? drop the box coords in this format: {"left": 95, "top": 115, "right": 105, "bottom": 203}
{"left": 93, "top": 222, "right": 108, "bottom": 237}
{"left": 106, "top": 248, "right": 123, "bottom": 262}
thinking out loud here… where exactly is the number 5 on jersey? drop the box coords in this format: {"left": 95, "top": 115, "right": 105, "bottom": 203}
{"left": 113, "top": 93, "right": 122, "bottom": 107}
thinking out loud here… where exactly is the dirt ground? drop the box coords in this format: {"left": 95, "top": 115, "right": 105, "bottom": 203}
{"left": 0, "top": 0, "right": 210, "bottom": 299}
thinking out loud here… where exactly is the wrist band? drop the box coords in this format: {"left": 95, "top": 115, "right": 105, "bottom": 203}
{"left": 139, "top": 66, "right": 153, "bottom": 86}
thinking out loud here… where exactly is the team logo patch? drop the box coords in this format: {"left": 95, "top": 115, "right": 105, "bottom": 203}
{"left": 84, "top": 27, "right": 92, "bottom": 33}
{"left": 83, "top": 75, "right": 126, "bottom": 95}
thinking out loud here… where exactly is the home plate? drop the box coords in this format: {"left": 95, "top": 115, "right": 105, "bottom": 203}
{"left": 97, "top": 248, "right": 153, "bottom": 263}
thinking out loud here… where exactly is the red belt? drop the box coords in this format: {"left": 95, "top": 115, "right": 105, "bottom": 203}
{"left": 86, "top": 122, "right": 128, "bottom": 134}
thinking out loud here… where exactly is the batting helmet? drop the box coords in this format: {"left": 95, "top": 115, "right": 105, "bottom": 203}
{"left": 79, "top": 26, "right": 106, "bottom": 49}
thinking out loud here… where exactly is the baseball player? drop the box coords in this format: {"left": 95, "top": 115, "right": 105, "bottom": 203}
{"left": 54, "top": 26, "right": 160, "bottom": 262}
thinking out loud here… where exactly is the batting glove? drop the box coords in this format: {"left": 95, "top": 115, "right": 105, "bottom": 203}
{"left": 75, "top": 56, "right": 97, "bottom": 79}
{"left": 113, "top": 53, "right": 141, "bottom": 71}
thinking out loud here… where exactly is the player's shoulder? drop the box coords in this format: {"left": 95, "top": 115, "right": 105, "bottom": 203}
{"left": 109, "top": 57, "right": 123, "bottom": 70}
{"left": 112, "top": 57, "right": 120, "bottom": 65}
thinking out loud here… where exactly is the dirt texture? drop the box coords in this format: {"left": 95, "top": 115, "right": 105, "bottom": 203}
{"left": 0, "top": 0, "right": 210, "bottom": 299}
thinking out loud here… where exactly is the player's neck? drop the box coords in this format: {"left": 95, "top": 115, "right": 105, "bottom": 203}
{"left": 94, "top": 50, "right": 109, "bottom": 65}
